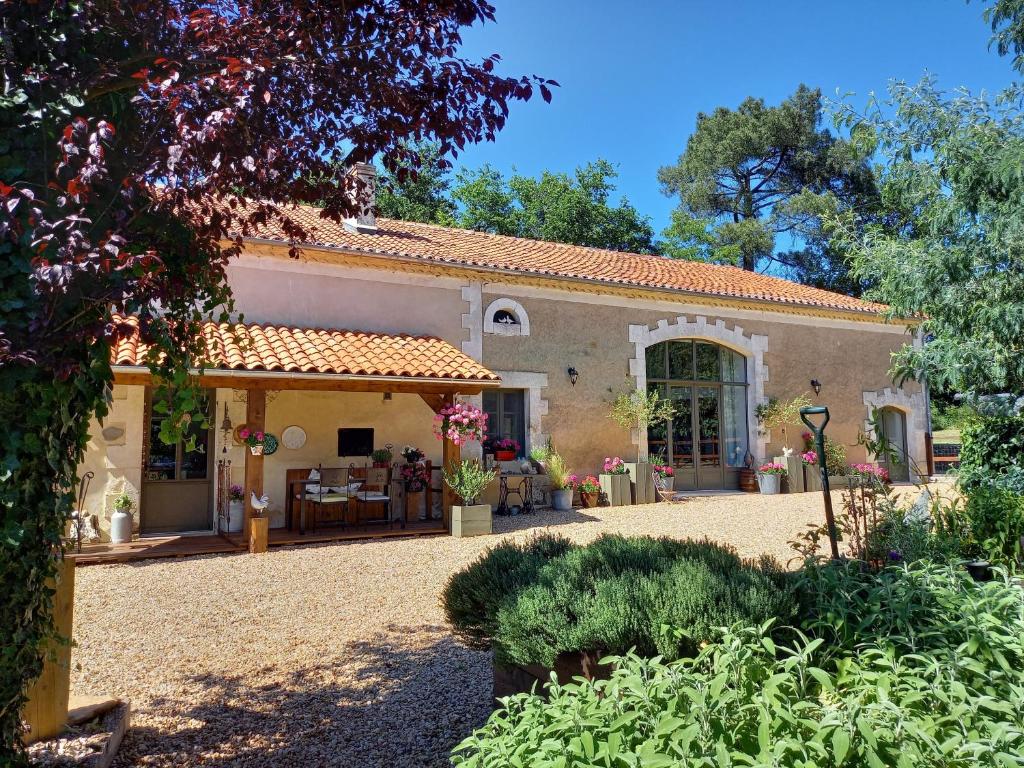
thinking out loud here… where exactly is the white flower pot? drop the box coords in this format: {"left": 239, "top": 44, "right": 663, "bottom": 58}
{"left": 757, "top": 474, "right": 781, "bottom": 495}
{"left": 250, "top": 445, "right": 264, "bottom": 456}
{"left": 551, "top": 488, "right": 573, "bottom": 511}
{"left": 110, "top": 509, "right": 133, "bottom": 543}
{"left": 227, "top": 499, "right": 244, "bottom": 533}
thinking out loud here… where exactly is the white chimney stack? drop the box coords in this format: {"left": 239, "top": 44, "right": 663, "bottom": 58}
{"left": 344, "top": 161, "right": 377, "bottom": 234}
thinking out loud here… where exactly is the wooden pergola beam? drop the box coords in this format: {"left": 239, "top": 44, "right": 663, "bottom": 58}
{"left": 243, "top": 389, "right": 266, "bottom": 549}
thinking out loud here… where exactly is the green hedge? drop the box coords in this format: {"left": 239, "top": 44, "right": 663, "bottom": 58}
{"left": 443, "top": 534, "right": 796, "bottom": 666}
{"left": 453, "top": 563, "right": 1024, "bottom": 767}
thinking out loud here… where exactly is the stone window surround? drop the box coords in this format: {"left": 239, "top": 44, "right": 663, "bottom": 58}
{"left": 628, "top": 315, "right": 769, "bottom": 462}
{"left": 483, "top": 297, "right": 531, "bottom": 336}
{"left": 862, "top": 387, "right": 928, "bottom": 480}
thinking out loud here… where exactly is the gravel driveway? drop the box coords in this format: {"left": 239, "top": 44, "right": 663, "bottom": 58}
{"left": 72, "top": 493, "right": 828, "bottom": 767}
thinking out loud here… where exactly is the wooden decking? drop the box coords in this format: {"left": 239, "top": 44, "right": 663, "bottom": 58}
{"left": 71, "top": 521, "right": 447, "bottom": 566}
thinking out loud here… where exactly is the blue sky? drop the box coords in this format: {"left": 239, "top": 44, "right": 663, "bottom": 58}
{"left": 454, "top": 0, "right": 1014, "bottom": 237}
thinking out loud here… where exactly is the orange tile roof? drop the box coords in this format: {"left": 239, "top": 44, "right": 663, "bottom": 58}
{"left": 110, "top": 317, "right": 500, "bottom": 382}
{"left": 243, "top": 205, "right": 886, "bottom": 315}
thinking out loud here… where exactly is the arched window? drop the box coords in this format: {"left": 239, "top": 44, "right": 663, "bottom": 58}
{"left": 484, "top": 298, "right": 530, "bottom": 336}
{"left": 646, "top": 340, "right": 748, "bottom": 490}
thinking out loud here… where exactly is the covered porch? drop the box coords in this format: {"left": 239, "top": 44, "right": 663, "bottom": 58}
{"left": 80, "top": 319, "right": 500, "bottom": 558}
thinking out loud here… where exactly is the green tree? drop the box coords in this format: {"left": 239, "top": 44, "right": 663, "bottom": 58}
{"left": 657, "top": 85, "right": 880, "bottom": 284}
{"left": 834, "top": 77, "right": 1024, "bottom": 398}
{"left": 452, "top": 160, "right": 656, "bottom": 252}
{"left": 375, "top": 142, "right": 458, "bottom": 225}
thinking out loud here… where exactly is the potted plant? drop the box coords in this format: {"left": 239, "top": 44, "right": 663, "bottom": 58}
{"left": 801, "top": 450, "right": 822, "bottom": 493}
{"left": 226, "top": 483, "right": 245, "bottom": 533}
{"left": 371, "top": 446, "right": 393, "bottom": 468}
{"left": 400, "top": 462, "right": 430, "bottom": 521}
{"left": 492, "top": 437, "right": 521, "bottom": 462}
{"left": 545, "top": 452, "right": 575, "bottom": 511}
{"left": 609, "top": 382, "right": 675, "bottom": 504}
{"left": 653, "top": 464, "right": 675, "bottom": 492}
{"left": 433, "top": 401, "right": 487, "bottom": 445}
{"left": 110, "top": 491, "right": 134, "bottom": 544}
{"left": 238, "top": 427, "right": 266, "bottom": 455}
{"left": 401, "top": 444, "right": 424, "bottom": 463}
{"left": 756, "top": 395, "right": 812, "bottom": 492}
{"left": 578, "top": 475, "right": 601, "bottom": 508}
{"left": 528, "top": 443, "right": 550, "bottom": 473}
{"left": 599, "top": 456, "right": 631, "bottom": 507}
{"left": 444, "top": 460, "right": 498, "bottom": 537}
{"left": 756, "top": 462, "right": 787, "bottom": 494}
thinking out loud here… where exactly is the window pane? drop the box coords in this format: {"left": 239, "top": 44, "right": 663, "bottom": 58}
{"left": 669, "top": 386, "right": 694, "bottom": 469}
{"left": 696, "top": 386, "right": 720, "bottom": 467}
{"left": 646, "top": 342, "right": 667, "bottom": 380}
{"left": 180, "top": 418, "right": 209, "bottom": 480}
{"left": 485, "top": 389, "right": 526, "bottom": 455}
{"left": 646, "top": 384, "right": 668, "bottom": 463}
{"left": 695, "top": 342, "right": 719, "bottom": 380}
{"left": 668, "top": 341, "right": 694, "bottom": 380}
{"left": 147, "top": 419, "right": 176, "bottom": 480}
{"left": 722, "top": 384, "right": 749, "bottom": 467}
{"left": 721, "top": 348, "right": 746, "bottom": 383}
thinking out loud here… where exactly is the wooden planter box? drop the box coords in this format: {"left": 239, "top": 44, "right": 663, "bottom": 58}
{"left": 492, "top": 648, "right": 613, "bottom": 703}
{"left": 599, "top": 473, "right": 631, "bottom": 507}
{"left": 775, "top": 454, "right": 804, "bottom": 493}
{"left": 452, "top": 504, "right": 491, "bottom": 537}
{"left": 625, "top": 462, "right": 655, "bottom": 504}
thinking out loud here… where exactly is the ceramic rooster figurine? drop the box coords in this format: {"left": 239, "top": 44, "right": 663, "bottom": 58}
{"left": 250, "top": 491, "right": 270, "bottom": 514}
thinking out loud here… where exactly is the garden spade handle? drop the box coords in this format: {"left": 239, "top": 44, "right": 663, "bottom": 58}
{"left": 799, "top": 406, "right": 840, "bottom": 560}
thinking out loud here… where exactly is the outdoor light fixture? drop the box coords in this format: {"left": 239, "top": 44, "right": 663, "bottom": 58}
{"left": 567, "top": 366, "right": 579, "bottom": 387}
{"left": 220, "top": 403, "right": 233, "bottom": 453}
{"left": 810, "top": 378, "right": 822, "bottom": 397}
{"left": 382, "top": 392, "right": 393, "bottom": 403}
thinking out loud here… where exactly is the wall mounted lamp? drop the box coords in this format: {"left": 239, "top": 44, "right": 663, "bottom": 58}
{"left": 567, "top": 366, "right": 580, "bottom": 387}
{"left": 382, "top": 391, "right": 393, "bottom": 403}
{"left": 810, "top": 379, "right": 822, "bottom": 397}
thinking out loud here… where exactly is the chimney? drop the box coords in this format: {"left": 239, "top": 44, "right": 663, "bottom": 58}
{"left": 344, "top": 162, "right": 377, "bottom": 234}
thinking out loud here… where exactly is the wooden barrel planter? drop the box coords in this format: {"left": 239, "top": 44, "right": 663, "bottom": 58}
{"left": 492, "top": 648, "right": 614, "bottom": 703}
{"left": 738, "top": 468, "right": 758, "bottom": 492}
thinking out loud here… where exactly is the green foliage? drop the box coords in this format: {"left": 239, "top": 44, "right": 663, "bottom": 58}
{"left": 609, "top": 382, "right": 675, "bottom": 460}
{"left": 374, "top": 142, "right": 458, "bottom": 225}
{"left": 982, "top": 0, "right": 1024, "bottom": 73}
{"left": 454, "top": 564, "right": 1024, "bottom": 768}
{"left": 658, "top": 84, "right": 880, "bottom": 282}
{"left": 931, "top": 398, "right": 971, "bottom": 432}
{"left": 447, "top": 534, "right": 796, "bottom": 668}
{"left": 442, "top": 534, "right": 573, "bottom": 647}
{"left": 755, "top": 394, "right": 812, "bottom": 450}
{"left": 543, "top": 451, "right": 573, "bottom": 491}
{"left": 961, "top": 486, "right": 1024, "bottom": 566}
{"left": 835, "top": 78, "right": 1024, "bottom": 396}
{"left": 112, "top": 492, "right": 133, "bottom": 512}
{"left": 451, "top": 160, "right": 657, "bottom": 253}
{"left": 959, "top": 413, "right": 1024, "bottom": 496}
{"left": 442, "top": 460, "right": 498, "bottom": 506}
{"left": 864, "top": 507, "right": 965, "bottom": 565}
{"left": 823, "top": 436, "right": 848, "bottom": 476}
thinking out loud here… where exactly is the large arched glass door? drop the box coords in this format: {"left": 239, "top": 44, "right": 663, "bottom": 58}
{"left": 646, "top": 340, "right": 749, "bottom": 490}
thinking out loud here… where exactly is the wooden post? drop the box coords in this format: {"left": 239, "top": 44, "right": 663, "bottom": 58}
{"left": 249, "top": 516, "right": 270, "bottom": 554}
{"left": 243, "top": 389, "right": 266, "bottom": 546}
{"left": 442, "top": 434, "right": 461, "bottom": 533}
{"left": 22, "top": 557, "right": 74, "bottom": 743}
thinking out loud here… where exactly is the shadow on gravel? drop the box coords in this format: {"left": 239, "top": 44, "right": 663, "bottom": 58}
{"left": 492, "top": 508, "right": 601, "bottom": 534}
{"left": 114, "top": 627, "right": 491, "bottom": 768}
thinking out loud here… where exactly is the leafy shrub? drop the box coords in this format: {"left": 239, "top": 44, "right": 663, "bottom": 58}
{"left": 454, "top": 564, "right": 1024, "bottom": 768}
{"left": 442, "top": 533, "right": 572, "bottom": 647}
{"left": 864, "top": 506, "right": 965, "bottom": 565}
{"left": 958, "top": 412, "right": 1024, "bottom": 495}
{"left": 462, "top": 534, "right": 796, "bottom": 666}
{"left": 962, "top": 486, "right": 1024, "bottom": 566}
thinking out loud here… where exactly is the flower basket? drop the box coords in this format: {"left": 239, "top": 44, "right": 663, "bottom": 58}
{"left": 580, "top": 491, "right": 601, "bottom": 508}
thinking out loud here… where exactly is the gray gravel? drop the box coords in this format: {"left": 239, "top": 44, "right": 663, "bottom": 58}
{"left": 71, "top": 493, "right": 831, "bottom": 767}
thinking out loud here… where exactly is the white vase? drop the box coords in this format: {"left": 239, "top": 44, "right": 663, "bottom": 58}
{"left": 757, "top": 474, "right": 781, "bottom": 495}
{"left": 227, "top": 499, "right": 244, "bottom": 533}
{"left": 110, "top": 509, "right": 133, "bottom": 543}
{"left": 551, "top": 488, "right": 573, "bottom": 511}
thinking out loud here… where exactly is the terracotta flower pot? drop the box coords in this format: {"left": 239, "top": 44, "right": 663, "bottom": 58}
{"left": 494, "top": 450, "right": 516, "bottom": 462}
{"left": 580, "top": 491, "right": 600, "bottom": 508}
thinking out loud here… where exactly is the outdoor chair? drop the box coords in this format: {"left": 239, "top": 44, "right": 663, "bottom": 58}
{"left": 653, "top": 469, "right": 686, "bottom": 505}
{"left": 305, "top": 466, "right": 355, "bottom": 530}
{"left": 355, "top": 467, "right": 397, "bottom": 528}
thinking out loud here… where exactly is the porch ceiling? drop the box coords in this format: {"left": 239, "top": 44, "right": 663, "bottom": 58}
{"left": 109, "top": 317, "right": 500, "bottom": 395}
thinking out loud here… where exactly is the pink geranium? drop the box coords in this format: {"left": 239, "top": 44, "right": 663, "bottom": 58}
{"left": 433, "top": 401, "right": 487, "bottom": 445}
{"left": 757, "top": 462, "right": 788, "bottom": 476}
{"left": 603, "top": 457, "right": 628, "bottom": 475}
{"left": 800, "top": 450, "right": 818, "bottom": 466}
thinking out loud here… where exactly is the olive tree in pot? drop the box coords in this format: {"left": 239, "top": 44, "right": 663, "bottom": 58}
{"left": 755, "top": 395, "right": 812, "bottom": 492}
{"left": 609, "top": 382, "right": 675, "bottom": 504}
{"left": 444, "top": 460, "right": 498, "bottom": 538}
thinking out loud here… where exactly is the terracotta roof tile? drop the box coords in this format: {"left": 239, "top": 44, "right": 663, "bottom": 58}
{"left": 111, "top": 317, "right": 499, "bottom": 382}
{"left": 243, "top": 204, "right": 885, "bottom": 315}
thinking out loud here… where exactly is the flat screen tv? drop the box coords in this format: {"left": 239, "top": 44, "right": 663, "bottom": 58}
{"left": 338, "top": 428, "right": 374, "bottom": 457}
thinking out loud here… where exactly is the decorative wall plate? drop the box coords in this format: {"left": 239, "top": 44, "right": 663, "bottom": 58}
{"left": 281, "top": 425, "right": 306, "bottom": 450}
{"left": 262, "top": 433, "right": 279, "bottom": 456}
{"left": 233, "top": 423, "right": 249, "bottom": 444}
